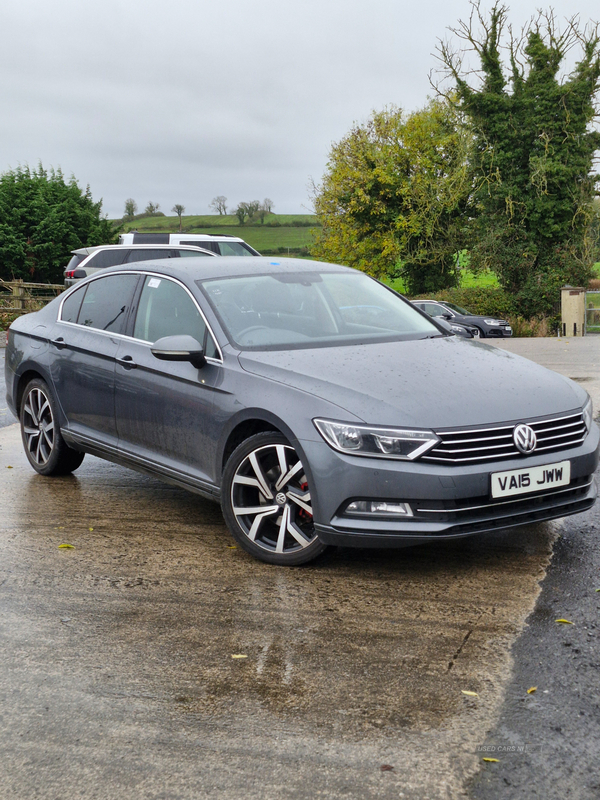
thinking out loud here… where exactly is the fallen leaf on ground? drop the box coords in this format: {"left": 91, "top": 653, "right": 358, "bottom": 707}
{"left": 6, "top": 465, "right": 13, "bottom": 469}
{"left": 483, "top": 758, "right": 499, "bottom": 763}
{"left": 555, "top": 619, "right": 574, "bottom": 624}
{"left": 231, "top": 654, "right": 248, "bottom": 659}
{"left": 227, "top": 545, "right": 237, "bottom": 549}
{"left": 58, "top": 543, "right": 75, "bottom": 549}
{"left": 461, "top": 690, "right": 478, "bottom": 697}
{"left": 89, "top": 527, "right": 94, "bottom": 531}
{"left": 527, "top": 687, "right": 537, "bottom": 694}
{"left": 380, "top": 765, "right": 394, "bottom": 772}
{"left": 595, "top": 588, "right": 600, "bottom": 593}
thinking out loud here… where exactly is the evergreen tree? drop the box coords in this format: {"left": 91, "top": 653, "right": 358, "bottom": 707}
{"left": 0, "top": 165, "right": 116, "bottom": 283}
{"left": 438, "top": 2, "right": 600, "bottom": 314}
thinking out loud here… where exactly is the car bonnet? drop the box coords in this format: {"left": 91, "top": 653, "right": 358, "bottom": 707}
{"left": 238, "top": 337, "right": 586, "bottom": 429}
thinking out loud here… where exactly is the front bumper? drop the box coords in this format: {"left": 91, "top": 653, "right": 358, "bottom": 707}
{"left": 486, "top": 326, "right": 512, "bottom": 337}
{"left": 300, "top": 425, "right": 599, "bottom": 548}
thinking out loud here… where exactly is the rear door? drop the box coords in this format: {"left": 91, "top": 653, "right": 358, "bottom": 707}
{"left": 49, "top": 273, "right": 140, "bottom": 448}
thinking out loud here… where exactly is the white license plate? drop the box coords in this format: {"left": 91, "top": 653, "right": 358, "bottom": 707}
{"left": 491, "top": 460, "right": 570, "bottom": 498}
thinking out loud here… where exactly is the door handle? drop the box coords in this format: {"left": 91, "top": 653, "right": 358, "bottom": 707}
{"left": 51, "top": 337, "right": 66, "bottom": 350}
{"left": 117, "top": 355, "right": 137, "bottom": 370}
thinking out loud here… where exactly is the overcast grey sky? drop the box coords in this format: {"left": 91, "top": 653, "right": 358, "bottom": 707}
{"left": 1, "top": 0, "right": 598, "bottom": 218}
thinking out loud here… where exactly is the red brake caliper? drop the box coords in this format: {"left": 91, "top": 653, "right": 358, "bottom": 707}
{"left": 297, "top": 481, "right": 312, "bottom": 520}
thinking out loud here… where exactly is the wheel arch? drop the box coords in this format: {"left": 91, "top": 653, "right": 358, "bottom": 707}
{"left": 14, "top": 366, "right": 53, "bottom": 417}
{"left": 218, "top": 410, "right": 308, "bottom": 473}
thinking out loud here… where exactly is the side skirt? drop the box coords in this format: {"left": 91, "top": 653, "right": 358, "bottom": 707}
{"left": 61, "top": 428, "right": 221, "bottom": 503}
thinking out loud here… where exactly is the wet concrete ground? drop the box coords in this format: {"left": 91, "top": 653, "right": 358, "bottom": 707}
{"left": 0, "top": 422, "right": 560, "bottom": 799}
{"left": 1, "top": 335, "right": 598, "bottom": 798}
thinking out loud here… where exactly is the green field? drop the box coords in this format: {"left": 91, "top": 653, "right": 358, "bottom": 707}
{"left": 115, "top": 213, "right": 319, "bottom": 254}
{"left": 386, "top": 269, "right": 500, "bottom": 294}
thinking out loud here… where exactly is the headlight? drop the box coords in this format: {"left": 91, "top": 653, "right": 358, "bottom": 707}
{"left": 484, "top": 319, "right": 503, "bottom": 326}
{"left": 313, "top": 419, "right": 440, "bottom": 460}
{"left": 582, "top": 395, "right": 594, "bottom": 435}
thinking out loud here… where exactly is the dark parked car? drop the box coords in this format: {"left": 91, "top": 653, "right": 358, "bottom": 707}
{"left": 412, "top": 300, "right": 512, "bottom": 338}
{"left": 412, "top": 306, "right": 478, "bottom": 338}
{"left": 5, "top": 258, "right": 597, "bottom": 566}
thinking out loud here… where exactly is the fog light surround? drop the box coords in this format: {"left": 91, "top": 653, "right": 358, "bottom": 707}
{"left": 344, "top": 500, "right": 413, "bottom": 517}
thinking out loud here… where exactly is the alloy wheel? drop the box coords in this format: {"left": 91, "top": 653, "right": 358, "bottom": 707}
{"left": 22, "top": 386, "right": 55, "bottom": 466}
{"left": 230, "top": 443, "right": 317, "bottom": 555}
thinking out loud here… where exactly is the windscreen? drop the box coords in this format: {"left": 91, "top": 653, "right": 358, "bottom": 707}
{"left": 199, "top": 271, "right": 441, "bottom": 349}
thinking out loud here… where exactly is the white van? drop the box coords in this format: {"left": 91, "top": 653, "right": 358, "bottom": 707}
{"left": 118, "top": 231, "right": 260, "bottom": 256}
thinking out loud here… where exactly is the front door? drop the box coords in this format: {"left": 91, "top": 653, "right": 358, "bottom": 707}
{"left": 114, "top": 275, "right": 221, "bottom": 489}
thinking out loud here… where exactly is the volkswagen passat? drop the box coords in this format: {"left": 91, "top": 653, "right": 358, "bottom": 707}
{"left": 5, "top": 258, "right": 598, "bottom": 565}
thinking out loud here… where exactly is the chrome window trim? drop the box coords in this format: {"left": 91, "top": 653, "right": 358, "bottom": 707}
{"left": 57, "top": 269, "right": 223, "bottom": 363}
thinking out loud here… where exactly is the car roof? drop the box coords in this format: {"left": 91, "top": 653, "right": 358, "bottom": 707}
{"left": 70, "top": 244, "right": 217, "bottom": 256}
{"left": 95, "top": 256, "right": 355, "bottom": 283}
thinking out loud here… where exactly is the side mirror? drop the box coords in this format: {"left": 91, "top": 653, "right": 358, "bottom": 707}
{"left": 435, "top": 318, "right": 454, "bottom": 334}
{"left": 151, "top": 335, "right": 206, "bottom": 369}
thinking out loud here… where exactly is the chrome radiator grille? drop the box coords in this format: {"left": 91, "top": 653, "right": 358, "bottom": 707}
{"left": 423, "top": 411, "right": 587, "bottom": 464}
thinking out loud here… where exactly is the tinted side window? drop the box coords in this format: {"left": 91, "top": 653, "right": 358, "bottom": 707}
{"left": 182, "top": 240, "right": 219, "bottom": 253}
{"left": 176, "top": 249, "right": 213, "bottom": 258}
{"left": 60, "top": 285, "right": 86, "bottom": 323}
{"left": 423, "top": 303, "right": 446, "bottom": 316}
{"left": 77, "top": 275, "right": 139, "bottom": 333}
{"left": 65, "top": 254, "right": 85, "bottom": 271}
{"left": 86, "top": 249, "right": 129, "bottom": 270}
{"left": 133, "top": 276, "right": 207, "bottom": 344}
{"left": 125, "top": 249, "right": 175, "bottom": 263}
{"left": 217, "top": 241, "right": 255, "bottom": 256}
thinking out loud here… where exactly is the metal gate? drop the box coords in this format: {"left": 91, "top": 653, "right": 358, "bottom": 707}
{"left": 586, "top": 290, "right": 600, "bottom": 334}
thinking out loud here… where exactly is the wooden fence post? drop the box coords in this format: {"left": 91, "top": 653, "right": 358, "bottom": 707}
{"left": 12, "top": 279, "right": 25, "bottom": 311}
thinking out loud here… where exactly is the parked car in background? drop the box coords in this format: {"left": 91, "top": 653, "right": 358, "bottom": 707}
{"left": 411, "top": 300, "right": 512, "bottom": 338}
{"left": 63, "top": 244, "right": 216, "bottom": 287}
{"left": 118, "top": 231, "right": 260, "bottom": 257}
{"left": 6, "top": 257, "right": 596, "bottom": 567}
{"left": 411, "top": 303, "right": 478, "bottom": 338}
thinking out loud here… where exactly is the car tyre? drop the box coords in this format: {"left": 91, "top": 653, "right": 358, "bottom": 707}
{"left": 473, "top": 326, "right": 484, "bottom": 338}
{"left": 221, "top": 432, "right": 327, "bottom": 565}
{"left": 20, "top": 378, "right": 85, "bottom": 476}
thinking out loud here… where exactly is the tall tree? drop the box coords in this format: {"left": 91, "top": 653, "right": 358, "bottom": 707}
{"left": 257, "top": 199, "right": 274, "bottom": 223}
{"left": 312, "top": 100, "right": 474, "bottom": 294}
{"left": 123, "top": 198, "right": 138, "bottom": 218}
{"left": 0, "top": 164, "right": 117, "bottom": 283}
{"left": 145, "top": 201, "right": 160, "bottom": 214}
{"left": 172, "top": 203, "right": 185, "bottom": 231}
{"left": 234, "top": 203, "right": 247, "bottom": 225}
{"left": 437, "top": 2, "right": 600, "bottom": 314}
{"left": 210, "top": 196, "right": 228, "bottom": 215}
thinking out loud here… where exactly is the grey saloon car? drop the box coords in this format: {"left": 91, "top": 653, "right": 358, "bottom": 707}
{"left": 5, "top": 257, "right": 598, "bottom": 565}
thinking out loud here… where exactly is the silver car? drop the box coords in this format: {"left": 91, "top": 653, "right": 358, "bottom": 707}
{"left": 6, "top": 258, "right": 598, "bottom": 566}
{"left": 63, "top": 243, "right": 216, "bottom": 287}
